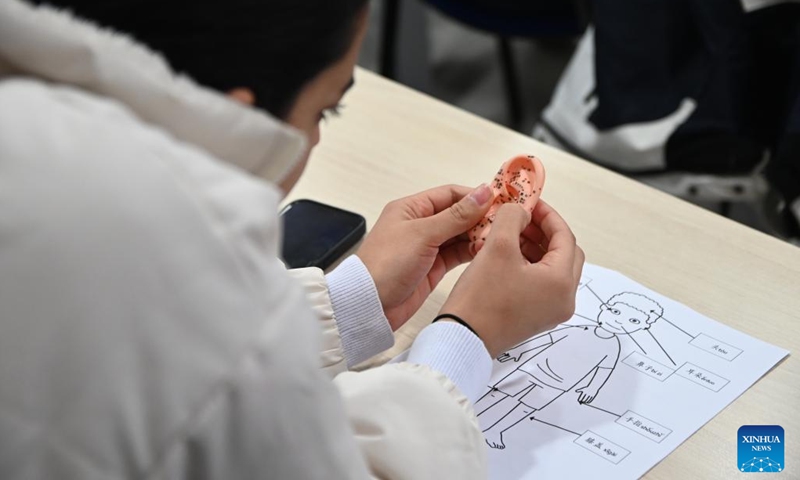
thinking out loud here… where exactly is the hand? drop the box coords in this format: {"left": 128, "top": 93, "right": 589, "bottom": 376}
{"left": 576, "top": 387, "right": 599, "bottom": 404}
{"left": 496, "top": 352, "right": 521, "bottom": 363}
{"left": 357, "top": 184, "right": 493, "bottom": 330}
{"left": 438, "top": 200, "right": 585, "bottom": 358}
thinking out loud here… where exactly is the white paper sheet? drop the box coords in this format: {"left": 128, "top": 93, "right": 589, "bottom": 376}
{"left": 474, "top": 263, "right": 789, "bottom": 479}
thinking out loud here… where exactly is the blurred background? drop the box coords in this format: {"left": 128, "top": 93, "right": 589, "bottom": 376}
{"left": 357, "top": 0, "right": 800, "bottom": 246}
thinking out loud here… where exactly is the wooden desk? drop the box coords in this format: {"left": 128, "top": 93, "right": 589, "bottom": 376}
{"left": 282, "top": 68, "right": 800, "bottom": 479}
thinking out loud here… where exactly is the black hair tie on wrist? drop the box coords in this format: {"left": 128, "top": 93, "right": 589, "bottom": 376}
{"left": 432, "top": 313, "right": 480, "bottom": 339}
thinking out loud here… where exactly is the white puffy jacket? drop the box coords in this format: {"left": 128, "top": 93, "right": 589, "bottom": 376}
{"left": 0, "top": 1, "right": 487, "bottom": 478}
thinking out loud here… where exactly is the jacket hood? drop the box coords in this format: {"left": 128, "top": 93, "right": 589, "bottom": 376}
{"left": 0, "top": 0, "right": 307, "bottom": 184}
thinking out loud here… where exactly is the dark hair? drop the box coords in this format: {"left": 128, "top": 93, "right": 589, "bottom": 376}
{"left": 41, "top": 0, "right": 369, "bottom": 119}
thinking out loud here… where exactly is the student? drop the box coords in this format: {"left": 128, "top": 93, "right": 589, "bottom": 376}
{"left": 0, "top": 0, "right": 584, "bottom": 478}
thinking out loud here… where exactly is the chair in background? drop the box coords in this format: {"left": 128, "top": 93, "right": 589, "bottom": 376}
{"left": 380, "top": 0, "right": 588, "bottom": 130}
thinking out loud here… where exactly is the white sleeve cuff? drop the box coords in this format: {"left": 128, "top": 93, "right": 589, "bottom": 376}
{"left": 406, "top": 321, "right": 493, "bottom": 404}
{"left": 326, "top": 255, "right": 394, "bottom": 368}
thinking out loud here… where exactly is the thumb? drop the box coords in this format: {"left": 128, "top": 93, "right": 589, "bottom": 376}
{"left": 484, "top": 203, "right": 531, "bottom": 255}
{"left": 425, "top": 184, "right": 493, "bottom": 244}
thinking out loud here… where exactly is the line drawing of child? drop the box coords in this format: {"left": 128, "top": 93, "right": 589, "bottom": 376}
{"left": 476, "top": 292, "right": 664, "bottom": 450}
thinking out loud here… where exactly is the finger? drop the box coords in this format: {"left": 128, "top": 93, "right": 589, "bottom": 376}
{"left": 521, "top": 219, "right": 549, "bottom": 261}
{"left": 520, "top": 237, "right": 546, "bottom": 263}
{"left": 470, "top": 238, "right": 485, "bottom": 257}
{"left": 422, "top": 184, "right": 494, "bottom": 244}
{"left": 531, "top": 200, "right": 570, "bottom": 243}
{"left": 532, "top": 200, "right": 576, "bottom": 269}
{"left": 426, "top": 256, "right": 448, "bottom": 294}
{"left": 438, "top": 242, "right": 474, "bottom": 273}
{"left": 521, "top": 220, "right": 547, "bottom": 249}
{"left": 441, "top": 235, "right": 476, "bottom": 252}
{"left": 483, "top": 204, "right": 531, "bottom": 257}
{"left": 426, "top": 242, "right": 476, "bottom": 294}
{"left": 416, "top": 184, "right": 474, "bottom": 215}
{"left": 522, "top": 216, "right": 547, "bottom": 248}
{"left": 441, "top": 235, "right": 466, "bottom": 249}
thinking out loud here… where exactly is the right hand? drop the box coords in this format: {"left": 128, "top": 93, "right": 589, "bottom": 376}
{"left": 438, "top": 201, "right": 584, "bottom": 358}
{"left": 576, "top": 386, "right": 599, "bottom": 404}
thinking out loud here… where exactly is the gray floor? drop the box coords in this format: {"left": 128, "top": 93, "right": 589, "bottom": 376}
{"left": 357, "top": 1, "right": 786, "bottom": 241}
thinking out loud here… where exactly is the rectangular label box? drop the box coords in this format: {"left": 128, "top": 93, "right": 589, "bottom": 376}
{"left": 675, "top": 362, "right": 729, "bottom": 392}
{"left": 689, "top": 334, "right": 743, "bottom": 361}
{"left": 622, "top": 351, "right": 675, "bottom": 381}
{"left": 574, "top": 430, "right": 630, "bottom": 464}
{"left": 616, "top": 410, "right": 673, "bottom": 443}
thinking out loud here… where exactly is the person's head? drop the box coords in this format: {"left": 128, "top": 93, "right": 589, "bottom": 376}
{"left": 597, "top": 292, "right": 663, "bottom": 335}
{"left": 46, "top": 0, "right": 370, "bottom": 191}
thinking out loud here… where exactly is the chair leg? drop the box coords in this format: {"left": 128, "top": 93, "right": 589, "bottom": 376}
{"left": 380, "top": 0, "right": 400, "bottom": 79}
{"left": 498, "top": 36, "right": 523, "bottom": 130}
{"left": 720, "top": 201, "right": 733, "bottom": 218}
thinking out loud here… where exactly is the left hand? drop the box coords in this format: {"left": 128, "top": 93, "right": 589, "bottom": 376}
{"left": 497, "top": 352, "right": 523, "bottom": 363}
{"left": 357, "top": 184, "right": 493, "bottom": 330}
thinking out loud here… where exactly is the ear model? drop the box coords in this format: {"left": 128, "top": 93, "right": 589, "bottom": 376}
{"left": 469, "top": 154, "right": 546, "bottom": 255}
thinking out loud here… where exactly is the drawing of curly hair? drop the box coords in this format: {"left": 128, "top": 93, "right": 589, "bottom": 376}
{"left": 607, "top": 292, "right": 664, "bottom": 324}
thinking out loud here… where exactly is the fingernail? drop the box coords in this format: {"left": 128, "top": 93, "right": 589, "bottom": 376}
{"left": 469, "top": 183, "right": 492, "bottom": 206}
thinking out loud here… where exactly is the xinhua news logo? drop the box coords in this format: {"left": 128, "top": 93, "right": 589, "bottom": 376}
{"left": 738, "top": 425, "right": 784, "bottom": 473}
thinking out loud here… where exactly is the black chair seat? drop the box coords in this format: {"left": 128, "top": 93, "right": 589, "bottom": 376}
{"left": 425, "top": 0, "right": 585, "bottom": 38}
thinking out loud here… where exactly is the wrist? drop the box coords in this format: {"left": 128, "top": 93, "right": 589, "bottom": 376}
{"left": 406, "top": 321, "right": 493, "bottom": 402}
{"left": 437, "top": 308, "right": 501, "bottom": 358}
{"left": 355, "top": 252, "right": 406, "bottom": 331}
{"left": 354, "top": 252, "right": 386, "bottom": 303}
{"left": 432, "top": 313, "right": 480, "bottom": 338}
{"left": 326, "top": 256, "right": 394, "bottom": 367}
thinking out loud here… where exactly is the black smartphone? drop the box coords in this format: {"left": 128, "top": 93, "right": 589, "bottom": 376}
{"left": 280, "top": 199, "right": 366, "bottom": 270}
